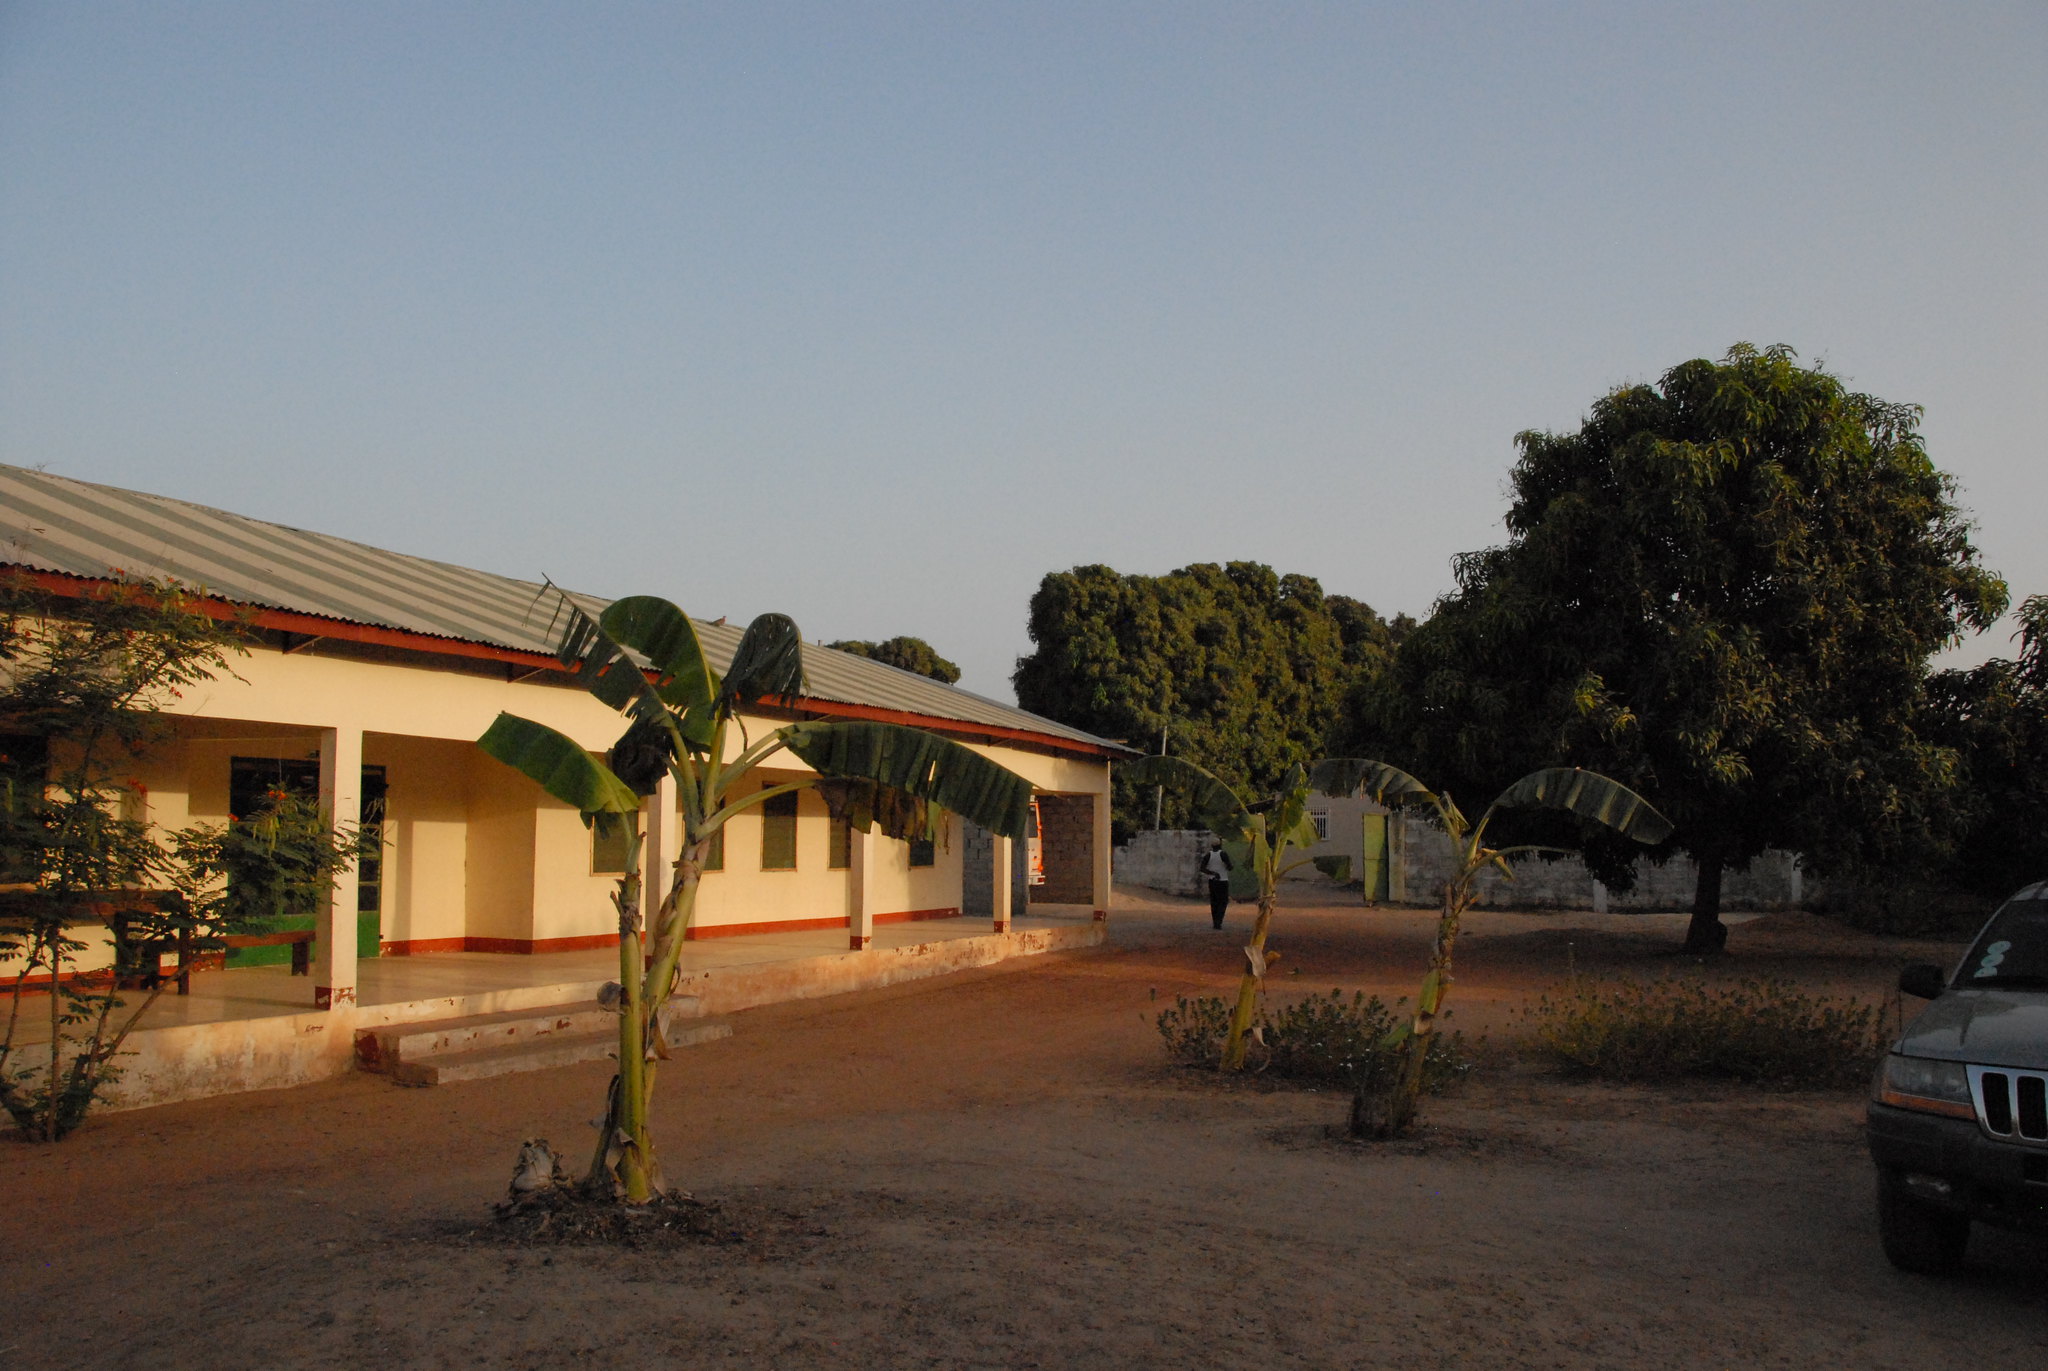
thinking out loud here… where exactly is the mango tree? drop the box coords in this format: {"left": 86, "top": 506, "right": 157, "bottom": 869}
{"left": 478, "top": 593, "right": 1035, "bottom": 1202}
{"left": 1311, "top": 760, "right": 1671, "bottom": 1137}
{"left": 1121, "top": 756, "right": 1345, "bottom": 1070}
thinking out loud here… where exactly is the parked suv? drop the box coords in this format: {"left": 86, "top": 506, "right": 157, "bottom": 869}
{"left": 1868, "top": 880, "right": 2048, "bottom": 1272}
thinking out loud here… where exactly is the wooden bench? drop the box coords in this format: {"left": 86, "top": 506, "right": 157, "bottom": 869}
{"left": 0, "top": 892, "right": 315, "bottom": 996}
{"left": 132, "top": 927, "right": 315, "bottom": 995}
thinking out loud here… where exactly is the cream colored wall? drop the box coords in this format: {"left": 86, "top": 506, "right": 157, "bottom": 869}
{"left": 179, "top": 645, "right": 627, "bottom": 749}
{"left": 529, "top": 796, "right": 626, "bottom": 942}
{"left": 363, "top": 734, "right": 472, "bottom": 946}
{"left": 689, "top": 773, "right": 842, "bottom": 931}
{"left": 10, "top": 641, "right": 1113, "bottom": 959}
{"left": 461, "top": 751, "right": 539, "bottom": 943}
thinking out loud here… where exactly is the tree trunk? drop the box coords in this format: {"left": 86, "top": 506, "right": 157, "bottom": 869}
{"left": 1219, "top": 890, "right": 1276, "bottom": 1071}
{"left": 605, "top": 837, "right": 655, "bottom": 1202}
{"left": 1684, "top": 851, "right": 1727, "bottom": 955}
{"left": 1359, "top": 879, "right": 1461, "bottom": 1138}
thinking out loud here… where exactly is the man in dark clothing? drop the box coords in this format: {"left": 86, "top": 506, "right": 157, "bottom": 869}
{"left": 1201, "top": 840, "right": 1232, "bottom": 929}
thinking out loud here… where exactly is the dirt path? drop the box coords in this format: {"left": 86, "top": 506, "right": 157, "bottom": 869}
{"left": 5, "top": 890, "right": 2044, "bottom": 1369}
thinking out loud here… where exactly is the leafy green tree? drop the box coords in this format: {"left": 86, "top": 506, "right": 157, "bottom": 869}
{"left": 1345, "top": 346, "right": 2006, "bottom": 953}
{"left": 1311, "top": 760, "right": 1670, "bottom": 1137}
{"left": 479, "top": 592, "right": 1033, "bottom": 1203}
{"left": 1926, "top": 594, "right": 2048, "bottom": 898}
{"left": 0, "top": 575, "right": 246, "bottom": 1140}
{"left": 1014, "top": 562, "right": 1400, "bottom": 835}
{"left": 825, "top": 636, "right": 962, "bottom": 684}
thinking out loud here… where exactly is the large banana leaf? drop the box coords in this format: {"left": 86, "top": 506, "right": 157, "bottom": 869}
{"left": 811, "top": 777, "right": 928, "bottom": 842}
{"left": 550, "top": 591, "right": 673, "bottom": 730}
{"left": 1118, "top": 755, "right": 1250, "bottom": 838}
{"left": 478, "top": 713, "right": 642, "bottom": 823}
{"left": 779, "top": 720, "right": 1033, "bottom": 839}
{"left": 607, "top": 715, "right": 675, "bottom": 796}
{"left": 721, "top": 613, "right": 806, "bottom": 708}
{"left": 1309, "top": 758, "right": 1439, "bottom": 809}
{"left": 599, "top": 595, "right": 716, "bottom": 713}
{"left": 1487, "top": 767, "right": 1673, "bottom": 844}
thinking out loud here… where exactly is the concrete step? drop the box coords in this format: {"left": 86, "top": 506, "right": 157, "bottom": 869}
{"left": 356, "top": 995, "right": 712, "bottom": 1075}
{"left": 387, "top": 1016, "right": 733, "bottom": 1087}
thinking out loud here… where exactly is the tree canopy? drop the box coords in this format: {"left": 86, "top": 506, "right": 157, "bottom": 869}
{"left": 1342, "top": 345, "right": 2007, "bottom": 951}
{"left": 1013, "top": 561, "right": 1406, "bottom": 835}
{"left": 1925, "top": 594, "right": 2048, "bottom": 899}
{"left": 825, "top": 636, "right": 962, "bottom": 685}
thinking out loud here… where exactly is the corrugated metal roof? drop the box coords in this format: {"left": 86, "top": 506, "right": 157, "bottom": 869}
{"left": 0, "top": 463, "right": 1126, "bottom": 754}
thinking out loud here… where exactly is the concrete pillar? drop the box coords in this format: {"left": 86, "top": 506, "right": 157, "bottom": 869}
{"left": 315, "top": 725, "right": 363, "bottom": 1010}
{"left": 643, "top": 772, "right": 678, "bottom": 929}
{"left": 1388, "top": 813, "right": 1407, "bottom": 904}
{"left": 991, "top": 835, "right": 1013, "bottom": 934}
{"left": 1091, "top": 787, "right": 1112, "bottom": 922}
{"left": 847, "top": 828, "right": 874, "bottom": 950}
{"left": 1012, "top": 821, "right": 1031, "bottom": 915}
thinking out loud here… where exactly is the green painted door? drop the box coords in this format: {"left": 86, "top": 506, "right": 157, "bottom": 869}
{"left": 1360, "top": 813, "right": 1390, "bottom": 904}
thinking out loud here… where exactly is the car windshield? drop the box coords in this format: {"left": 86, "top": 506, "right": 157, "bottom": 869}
{"left": 1961, "top": 885, "right": 2048, "bottom": 985}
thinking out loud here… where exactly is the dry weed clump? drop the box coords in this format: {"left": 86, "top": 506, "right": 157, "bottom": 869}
{"left": 1524, "top": 976, "right": 1887, "bottom": 1090}
{"left": 1157, "top": 989, "right": 1473, "bottom": 1095}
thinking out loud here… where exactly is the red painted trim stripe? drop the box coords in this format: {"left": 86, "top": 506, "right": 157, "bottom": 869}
{"left": 12, "top": 568, "right": 1131, "bottom": 760}
{"left": 872, "top": 907, "right": 962, "bottom": 926}
{"left": 379, "top": 933, "right": 620, "bottom": 956}
{"left": 685, "top": 915, "right": 845, "bottom": 941}
{"left": 683, "top": 907, "right": 963, "bottom": 941}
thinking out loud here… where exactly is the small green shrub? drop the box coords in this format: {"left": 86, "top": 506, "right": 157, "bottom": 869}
{"left": 1524, "top": 976, "right": 1886, "bottom": 1089}
{"left": 1157, "top": 989, "right": 1471, "bottom": 1094}
{"left": 1156, "top": 994, "right": 1234, "bottom": 1065}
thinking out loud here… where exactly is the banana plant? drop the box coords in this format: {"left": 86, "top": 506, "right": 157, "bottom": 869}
{"left": 478, "top": 591, "right": 1034, "bottom": 1202}
{"left": 1311, "top": 760, "right": 1672, "bottom": 1137}
{"left": 1121, "top": 757, "right": 1346, "bottom": 1070}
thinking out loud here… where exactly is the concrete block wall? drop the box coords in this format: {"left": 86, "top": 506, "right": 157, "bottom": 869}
{"left": 1031, "top": 794, "right": 1096, "bottom": 904}
{"left": 1394, "top": 813, "right": 1813, "bottom": 911}
{"left": 1113, "top": 815, "right": 1814, "bottom": 912}
{"left": 961, "top": 820, "right": 994, "bottom": 918}
{"left": 1114, "top": 829, "right": 1210, "bottom": 898}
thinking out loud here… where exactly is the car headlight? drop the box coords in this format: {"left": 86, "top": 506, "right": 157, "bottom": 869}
{"left": 1876, "top": 1054, "right": 1976, "bottom": 1120}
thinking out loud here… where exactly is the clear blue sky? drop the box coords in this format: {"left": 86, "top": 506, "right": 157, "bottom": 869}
{"left": 3, "top": 2, "right": 2042, "bottom": 699}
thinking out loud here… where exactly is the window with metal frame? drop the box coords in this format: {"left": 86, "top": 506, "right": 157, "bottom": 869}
{"left": 760, "top": 789, "right": 798, "bottom": 870}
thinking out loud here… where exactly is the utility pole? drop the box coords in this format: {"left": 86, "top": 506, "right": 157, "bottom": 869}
{"left": 1152, "top": 724, "right": 1167, "bottom": 829}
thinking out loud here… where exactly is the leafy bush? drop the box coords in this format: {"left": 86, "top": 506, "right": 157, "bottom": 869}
{"left": 1524, "top": 976, "right": 1886, "bottom": 1089}
{"left": 1157, "top": 989, "right": 1471, "bottom": 1094}
{"left": 1810, "top": 872, "right": 1988, "bottom": 938}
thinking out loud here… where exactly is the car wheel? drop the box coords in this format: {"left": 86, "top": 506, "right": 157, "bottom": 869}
{"left": 1877, "top": 1171, "right": 1970, "bottom": 1275}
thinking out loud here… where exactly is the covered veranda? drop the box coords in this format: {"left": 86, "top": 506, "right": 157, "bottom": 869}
{"left": 10, "top": 907, "right": 1106, "bottom": 1111}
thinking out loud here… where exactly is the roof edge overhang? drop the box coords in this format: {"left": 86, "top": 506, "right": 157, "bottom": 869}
{"left": 6, "top": 567, "right": 1138, "bottom": 763}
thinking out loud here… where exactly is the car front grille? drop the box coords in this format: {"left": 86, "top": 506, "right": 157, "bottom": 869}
{"left": 1969, "top": 1066, "right": 2048, "bottom": 1145}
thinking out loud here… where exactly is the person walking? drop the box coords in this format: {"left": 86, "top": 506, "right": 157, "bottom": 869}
{"left": 1201, "top": 839, "right": 1233, "bottom": 930}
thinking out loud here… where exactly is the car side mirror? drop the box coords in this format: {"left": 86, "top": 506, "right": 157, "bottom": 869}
{"left": 1898, "top": 964, "right": 1946, "bottom": 999}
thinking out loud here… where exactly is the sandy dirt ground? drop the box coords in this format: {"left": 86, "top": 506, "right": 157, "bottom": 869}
{"left": 5, "top": 887, "right": 2045, "bottom": 1370}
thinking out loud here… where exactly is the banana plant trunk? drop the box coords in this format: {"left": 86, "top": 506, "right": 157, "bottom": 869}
{"left": 1357, "top": 877, "right": 1467, "bottom": 1138}
{"left": 586, "top": 829, "right": 710, "bottom": 1204}
{"left": 1220, "top": 887, "right": 1277, "bottom": 1071}
{"left": 597, "top": 831, "right": 656, "bottom": 1201}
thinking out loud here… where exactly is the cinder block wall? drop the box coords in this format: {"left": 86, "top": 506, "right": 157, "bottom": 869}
{"left": 1031, "top": 794, "right": 1095, "bottom": 904}
{"left": 1395, "top": 813, "right": 1814, "bottom": 910}
{"left": 1113, "top": 830, "right": 1209, "bottom": 897}
{"left": 1114, "top": 816, "right": 1815, "bottom": 912}
{"left": 961, "top": 820, "right": 994, "bottom": 918}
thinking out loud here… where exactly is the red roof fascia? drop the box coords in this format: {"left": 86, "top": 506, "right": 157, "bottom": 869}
{"left": 11, "top": 568, "right": 1125, "bottom": 761}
